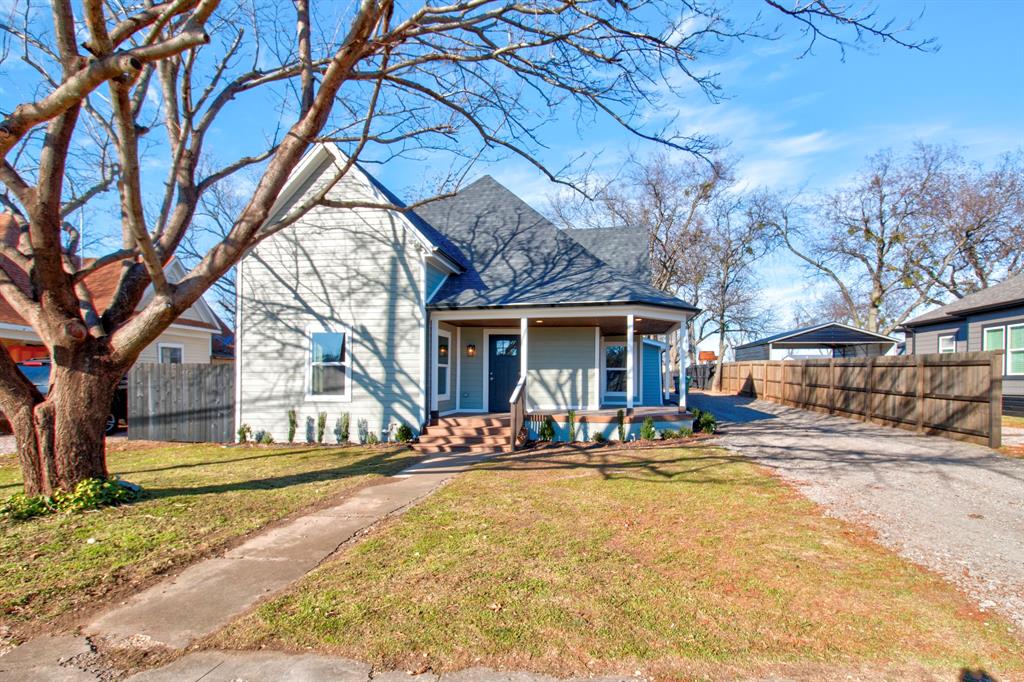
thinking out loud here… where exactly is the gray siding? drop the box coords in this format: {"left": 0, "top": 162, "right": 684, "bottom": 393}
{"left": 458, "top": 327, "right": 484, "bottom": 410}
{"left": 965, "top": 305, "right": 1024, "bottom": 397}
{"left": 907, "top": 321, "right": 967, "bottom": 355}
{"left": 735, "top": 343, "right": 769, "bottom": 361}
{"left": 527, "top": 327, "right": 597, "bottom": 410}
{"left": 238, "top": 159, "right": 427, "bottom": 442}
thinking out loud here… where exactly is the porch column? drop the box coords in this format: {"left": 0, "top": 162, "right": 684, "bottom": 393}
{"left": 429, "top": 317, "right": 439, "bottom": 418}
{"left": 520, "top": 316, "right": 529, "bottom": 385}
{"left": 626, "top": 314, "right": 634, "bottom": 414}
{"left": 678, "top": 320, "right": 688, "bottom": 412}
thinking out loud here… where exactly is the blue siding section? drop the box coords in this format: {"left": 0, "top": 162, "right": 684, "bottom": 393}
{"left": 425, "top": 264, "right": 447, "bottom": 303}
{"left": 642, "top": 343, "right": 662, "bottom": 406}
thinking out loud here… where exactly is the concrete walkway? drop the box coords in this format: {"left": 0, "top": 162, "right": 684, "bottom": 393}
{"left": 123, "top": 650, "right": 630, "bottom": 682}
{"left": 690, "top": 392, "right": 1024, "bottom": 631}
{"left": 84, "top": 452, "right": 490, "bottom": 649}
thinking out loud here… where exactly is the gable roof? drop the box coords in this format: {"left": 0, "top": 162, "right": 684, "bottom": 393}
{"left": 561, "top": 227, "right": 652, "bottom": 283}
{"left": 901, "top": 273, "right": 1024, "bottom": 328}
{"left": 0, "top": 214, "right": 221, "bottom": 332}
{"left": 735, "top": 322, "right": 898, "bottom": 350}
{"left": 416, "top": 176, "right": 696, "bottom": 312}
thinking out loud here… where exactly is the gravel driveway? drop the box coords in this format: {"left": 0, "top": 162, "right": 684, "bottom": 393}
{"left": 690, "top": 392, "right": 1024, "bottom": 632}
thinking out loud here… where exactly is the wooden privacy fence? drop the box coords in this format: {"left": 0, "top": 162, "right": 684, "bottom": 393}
{"left": 717, "top": 352, "right": 1003, "bottom": 448}
{"left": 128, "top": 363, "right": 234, "bottom": 442}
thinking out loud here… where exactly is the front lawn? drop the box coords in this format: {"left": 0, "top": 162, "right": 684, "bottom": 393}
{"left": 0, "top": 440, "right": 418, "bottom": 639}
{"left": 1004, "top": 415, "right": 1024, "bottom": 429}
{"left": 214, "top": 445, "right": 1023, "bottom": 680}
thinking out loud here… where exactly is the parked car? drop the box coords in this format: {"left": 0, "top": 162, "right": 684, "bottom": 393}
{"left": 16, "top": 359, "right": 127, "bottom": 434}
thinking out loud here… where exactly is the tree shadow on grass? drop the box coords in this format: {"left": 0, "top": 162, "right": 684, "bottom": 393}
{"left": 115, "top": 446, "right": 392, "bottom": 476}
{"left": 135, "top": 448, "right": 421, "bottom": 500}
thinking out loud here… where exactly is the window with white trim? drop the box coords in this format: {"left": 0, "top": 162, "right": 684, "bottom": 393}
{"left": 937, "top": 334, "right": 956, "bottom": 354}
{"left": 159, "top": 343, "right": 183, "bottom": 364}
{"left": 1009, "top": 324, "right": 1024, "bottom": 376}
{"left": 308, "top": 327, "right": 350, "bottom": 397}
{"left": 437, "top": 330, "right": 451, "bottom": 400}
{"left": 983, "top": 326, "right": 1005, "bottom": 373}
{"left": 604, "top": 343, "right": 627, "bottom": 394}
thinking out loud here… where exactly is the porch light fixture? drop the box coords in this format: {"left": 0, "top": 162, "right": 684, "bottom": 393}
{"left": 466, "top": 344, "right": 476, "bottom": 357}
{"left": 536, "top": 319, "right": 544, "bottom": 323}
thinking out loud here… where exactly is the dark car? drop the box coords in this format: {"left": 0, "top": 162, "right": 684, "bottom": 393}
{"left": 16, "top": 359, "right": 127, "bottom": 434}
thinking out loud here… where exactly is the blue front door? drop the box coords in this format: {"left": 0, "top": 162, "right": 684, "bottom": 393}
{"left": 488, "top": 334, "right": 520, "bottom": 412}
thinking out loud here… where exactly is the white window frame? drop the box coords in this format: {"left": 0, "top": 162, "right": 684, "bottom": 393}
{"left": 437, "top": 329, "right": 451, "bottom": 401}
{"left": 982, "top": 325, "right": 1006, "bottom": 374}
{"left": 158, "top": 342, "right": 184, "bottom": 364}
{"left": 305, "top": 323, "right": 352, "bottom": 402}
{"left": 600, "top": 340, "right": 641, "bottom": 400}
{"left": 1008, "top": 323, "right": 1024, "bottom": 377}
{"left": 937, "top": 334, "right": 956, "bottom": 354}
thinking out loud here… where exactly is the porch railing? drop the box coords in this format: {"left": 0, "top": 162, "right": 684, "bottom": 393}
{"left": 509, "top": 375, "right": 527, "bottom": 451}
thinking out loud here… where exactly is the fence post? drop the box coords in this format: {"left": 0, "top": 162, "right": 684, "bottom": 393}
{"left": 865, "top": 357, "right": 875, "bottom": 423}
{"left": 989, "top": 351, "right": 1003, "bottom": 449}
{"left": 800, "top": 362, "right": 807, "bottom": 409}
{"left": 828, "top": 358, "right": 836, "bottom": 415}
{"left": 762, "top": 361, "right": 769, "bottom": 399}
{"left": 916, "top": 355, "right": 926, "bottom": 433}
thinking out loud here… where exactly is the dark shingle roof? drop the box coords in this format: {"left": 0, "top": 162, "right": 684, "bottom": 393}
{"left": 902, "top": 273, "right": 1024, "bottom": 327}
{"left": 735, "top": 322, "right": 897, "bottom": 350}
{"left": 416, "top": 176, "right": 696, "bottom": 312}
{"left": 561, "top": 227, "right": 651, "bottom": 283}
{"left": 359, "top": 164, "right": 469, "bottom": 270}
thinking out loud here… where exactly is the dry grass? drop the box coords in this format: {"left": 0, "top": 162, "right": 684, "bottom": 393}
{"left": 212, "top": 445, "right": 1023, "bottom": 680}
{"left": 0, "top": 440, "right": 418, "bottom": 639}
{"left": 1003, "top": 415, "right": 1024, "bottom": 429}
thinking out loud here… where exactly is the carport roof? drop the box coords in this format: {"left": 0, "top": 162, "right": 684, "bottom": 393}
{"left": 736, "top": 322, "right": 899, "bottom": 350}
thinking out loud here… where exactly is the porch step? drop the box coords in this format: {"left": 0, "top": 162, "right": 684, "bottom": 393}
{"left": 415, "top": 414, "right": 512, "bottom": 454}
{"left": 411, "top": 443, "right": 511, "bottom": 454}
{"left": 438, "top": 416, "right": 510, "bottom": 428}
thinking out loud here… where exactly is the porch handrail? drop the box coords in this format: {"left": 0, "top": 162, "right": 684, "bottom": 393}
{"left": 509, "top": 375, "right": 527, "bottom": 451}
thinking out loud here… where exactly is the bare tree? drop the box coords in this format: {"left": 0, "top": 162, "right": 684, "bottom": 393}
{"left": 772, "top": 144, "right": 1023, "bottom": 335}
{"left": 0, "top": 0, "right": 929, "bottom": 495}
{"left": 705, "top": 197, "right": 777, "bottom": 390}
{"left": 549, "top": 152, "right": 732, "bottom": 366}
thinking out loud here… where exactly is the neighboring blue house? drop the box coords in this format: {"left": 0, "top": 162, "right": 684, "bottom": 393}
{"left": 235, "top": 144, "right": 697, "bottom": 450}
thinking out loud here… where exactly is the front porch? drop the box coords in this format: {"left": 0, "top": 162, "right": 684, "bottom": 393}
{"left": 426, "top": 304, "right": 694, "bottom": 448}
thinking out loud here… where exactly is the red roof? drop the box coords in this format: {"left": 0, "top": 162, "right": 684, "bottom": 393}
{"left": 0, "top": 214, "right": 219, "bottom": 332}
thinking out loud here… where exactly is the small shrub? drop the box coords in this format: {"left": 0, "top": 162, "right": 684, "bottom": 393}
{"left": 696, "top": 410, "right": 717, "bottom": 434}
{"left": 640, "top": 416, "right": 657, "bottom": 441}
{"left": 253, "top": 429, "right": 267, "bottom": 443}
{"left": 305, "top": 416, "right": 316, "bottom": 443}
{"left": 357, "top": 418, "right": 369, "bottom": 444}
{"left": 660, "top": 428, "right": 677, "bottom": 440}
{"left": 394, "top": 423, "right": 413, "bottom": 443}
{"left": 616, "top": 409, "right": 625, "bottom": 442}
{"left": 679, "top": 426, "right": 694, "bottom": 437}
{"left": 567, "top": 409, "right": 577, "bottom": 442}
{"left": 287, "top": 409, "right": 297, "bottom": 443}
{"left": 237, "top": 423, "right": 252, "bottom": 443}
{"left": 538, "top": 415, "right": 556, "bottom": 441}
{"left": 259, "top": 431, "right": 274, "bottom": 445}
{"left": 592, "top": 432, "right": 607, "bottom": 444}
{"left": 316, "top": 411, "right": 328, "bottom": 444}
{"left": 2, "top": 478, "right": 142, "bottom": 522}
{"left": 366, "top": 431, "right": 380, "bottom": 445}
{"left": 339, "top": 412, "right": 351, "bottom": 443}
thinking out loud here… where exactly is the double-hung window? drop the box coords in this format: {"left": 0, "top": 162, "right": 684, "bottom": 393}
{"left": 937, "top": 334, "right": 956, "bottom": 354}
{"left": 308, "top": 326, "right": 350, "bottom": 399}
{"left": 437, "top": 330, "right": 451, "bottom": 400}
{"left": 1009, "top": 324, "right": 1024, "bottom": 376}
{"left": 983, "top": 326, "right": 1005, "bottom": 372}
{"left": 159, "top": 343, "right": 183, "bottom": 364}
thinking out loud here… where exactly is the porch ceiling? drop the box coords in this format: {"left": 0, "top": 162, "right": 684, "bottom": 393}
{"left": 442, "top": 316, "right": 676, "bottom": 334}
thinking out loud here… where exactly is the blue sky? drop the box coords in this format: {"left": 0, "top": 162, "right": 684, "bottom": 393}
{"left": 376, "top": 0, "right": 1024, "bottom": 351}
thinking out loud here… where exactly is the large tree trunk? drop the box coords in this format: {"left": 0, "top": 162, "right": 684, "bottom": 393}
{"left": 13, "top": 358, "right": 119, "bottom": 496}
